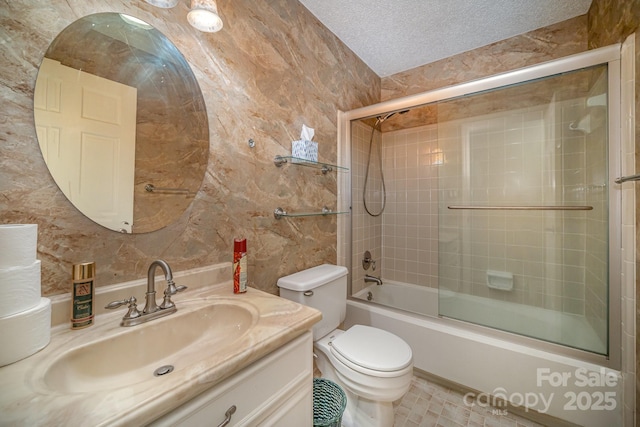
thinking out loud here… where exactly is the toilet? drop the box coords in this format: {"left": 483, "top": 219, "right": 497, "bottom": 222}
{"left": 278, "top": 264, "right": 413, "bottom": 427}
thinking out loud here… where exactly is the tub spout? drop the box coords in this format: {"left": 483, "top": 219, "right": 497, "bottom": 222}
{"left": 365, "top": 274, "right": 383, "bottom": 286}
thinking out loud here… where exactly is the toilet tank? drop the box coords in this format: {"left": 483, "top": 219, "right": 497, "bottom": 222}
{"left": 277, "top": 264, "right": 348, "bottom": 340}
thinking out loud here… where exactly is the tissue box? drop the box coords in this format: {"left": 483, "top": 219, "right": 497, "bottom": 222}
{"left": 291, "top": 140, "right": 318, "bottom": 162}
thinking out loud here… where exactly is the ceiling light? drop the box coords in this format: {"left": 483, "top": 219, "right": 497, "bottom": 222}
{"left": 144, "top": 0, "right": 179, "bottom": 7}
{"left": 188, "top": 0, "right": 223, "bottom": 32}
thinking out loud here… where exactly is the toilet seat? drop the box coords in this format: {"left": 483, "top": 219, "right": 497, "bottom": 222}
{"left": 330, "top": 325, "right": 412, "bottom": 374}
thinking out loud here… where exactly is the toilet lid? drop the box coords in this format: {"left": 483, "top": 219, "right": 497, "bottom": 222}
{"left": 330, "top": 325, "right": 412, "bottom": 372}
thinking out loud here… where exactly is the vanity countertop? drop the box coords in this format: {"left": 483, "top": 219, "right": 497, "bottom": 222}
{"left": 0, "top": 282, "right": 321, "bottom": 426}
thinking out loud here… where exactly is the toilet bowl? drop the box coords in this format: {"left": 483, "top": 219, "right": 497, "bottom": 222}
{"left": 277, "top": 264, "right": 413, "bottom": 427}
{"left": 314, "top": 326, "right": 413, "bottom": 427}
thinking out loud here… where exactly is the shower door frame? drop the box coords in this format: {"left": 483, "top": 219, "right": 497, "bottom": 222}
{"left": 337, "top": 44, "right": 622, "bottom": 369}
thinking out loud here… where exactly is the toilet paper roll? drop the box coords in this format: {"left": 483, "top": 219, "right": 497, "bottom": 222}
{"left": 0, "top": 297, "right": 51, "bottom": 367}
{"left": 0, "top": 260, "right": 41, "bottom": 317}
{"left": 0, "top": 224, "right": 38, "bottom": 268}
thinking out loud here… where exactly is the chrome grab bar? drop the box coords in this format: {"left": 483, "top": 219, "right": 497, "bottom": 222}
{"left": 447, "top": 205, "right": 593, "bottom": 211}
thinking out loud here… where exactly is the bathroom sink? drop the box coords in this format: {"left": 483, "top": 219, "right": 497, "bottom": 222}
{"left": 42, "top": 300, "right": 257, "bottom": 393}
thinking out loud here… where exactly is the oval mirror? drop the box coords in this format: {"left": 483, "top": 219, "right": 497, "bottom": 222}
{"left": 34, "top": 13, "right": 208, "bottom": 233}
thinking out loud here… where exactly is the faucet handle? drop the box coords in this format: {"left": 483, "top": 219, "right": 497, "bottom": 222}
{"left": 165, "top": 280, "right": 187, "bottom": 296}
{"left": 362, "top": 251, "right": 377, "bottom": 271}
{"left": 105, "top": 297, "right": 142, "bottom": 320}
{"left": 105, "top": 298, "right": 131, "bottom": 309}
{"left": 159, "top": 283, "right": 187, "bottom": 310}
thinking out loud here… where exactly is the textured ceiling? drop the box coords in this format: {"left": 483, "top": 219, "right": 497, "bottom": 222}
{"left": 298, "top": 0, "right": 593, "bottom": 77}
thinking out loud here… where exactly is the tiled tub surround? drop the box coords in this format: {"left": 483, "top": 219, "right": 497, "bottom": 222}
{"left": 437, "top": 93, "right": 608, "bottom": 329}
{"left": 350, "top": 120, "right": 440, "bottom": 296}
{"left": 353, "top": 91, "right": 608, "bottom": 334}
{"left": 350, "top": 120, "right": 384, "bottom": 293}
{"left": 0, "top": 263, "right": 321, "bottom": 426}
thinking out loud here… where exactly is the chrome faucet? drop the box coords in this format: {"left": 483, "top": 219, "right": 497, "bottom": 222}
{"left": 364, "top": 274, "right": 383, "bottom": 286}
{"left": 105, "top": 259, "right": 187, "bottom": 327}
{"left": 144, "top": 259, "right": 181, "bottom": 313}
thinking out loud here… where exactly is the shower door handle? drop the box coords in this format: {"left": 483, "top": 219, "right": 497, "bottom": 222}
{"left": 447, "top": 205, "right": 593, "bottom": 211}
{"left": 615, "top": 173, "right": 640, "bottom": 184}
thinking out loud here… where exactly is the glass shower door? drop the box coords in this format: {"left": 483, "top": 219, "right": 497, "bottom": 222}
{"left": 437, "top": 64, "right": 609, "bottom": 355}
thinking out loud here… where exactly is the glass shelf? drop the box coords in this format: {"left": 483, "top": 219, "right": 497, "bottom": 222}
{"left": 274, "top": 155, "right": 348, "bottom": 174}
{"left": 274, "top": 207, "right": 350, "bottom": 219}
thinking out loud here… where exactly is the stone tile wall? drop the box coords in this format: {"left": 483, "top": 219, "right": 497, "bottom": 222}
{"left": 0, "top": 0, "right": 380, "bottom": 295}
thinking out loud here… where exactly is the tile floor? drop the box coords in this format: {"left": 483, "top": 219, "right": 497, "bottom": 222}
{"left": 393, "top": 376, "right": 547, "bottom": 427}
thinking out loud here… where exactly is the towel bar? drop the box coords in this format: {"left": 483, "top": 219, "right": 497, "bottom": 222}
{"left": 447, "top": 205, "right": 593, "bottom": 211}
{"left": 145, "top": 184, "right": 191, "bottom": 195}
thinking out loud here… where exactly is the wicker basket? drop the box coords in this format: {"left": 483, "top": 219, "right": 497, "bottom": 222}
{"left": 313, "top": 378, "right": 347, "bottom": 427}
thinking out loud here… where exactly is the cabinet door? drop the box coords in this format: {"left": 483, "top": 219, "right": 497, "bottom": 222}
{"left": 256, "top": 379, "right": 312, "bottom": 426}
{"left": 150, "top": 331, "right": 313, "bottom": 427}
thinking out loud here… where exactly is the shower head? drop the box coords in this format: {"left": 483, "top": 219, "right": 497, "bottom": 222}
{"left": 376, "top": 112, "right": 396, "bottom": 124}
{"left": 374, "top": 109, "right": 410, "bottom": 126}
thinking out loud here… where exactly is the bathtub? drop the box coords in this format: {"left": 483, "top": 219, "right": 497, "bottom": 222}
{"left": 347, "top": 281, "right": 622, "bottom": 427}
{"left": 354, "top": 281, "right": 606, "bottom": 354}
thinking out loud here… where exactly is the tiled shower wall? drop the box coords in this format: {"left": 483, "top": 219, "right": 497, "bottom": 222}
{"left": 350, "top": 120, "right": 441, "bottom": 295}
{"left": 381, "top": 125, "right": 440, "bottom": 288}
{"left": 437, "top": 108, "right": 555, "bottom": 307}
{"left": 353, "top": 94, "right": 607, "bottom": 324}
{"left": 439, "top": 97, "right": 606, "bottom": 320}
{"left": 351, "top": 121, "right": 382, "bottom": 295}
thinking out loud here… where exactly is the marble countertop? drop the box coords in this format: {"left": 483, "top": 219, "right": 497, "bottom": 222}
{"left": 0, "top": 282, "right": 321, "bottom": 426}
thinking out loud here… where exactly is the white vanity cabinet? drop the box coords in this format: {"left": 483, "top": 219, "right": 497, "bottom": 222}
{"left": 150, "top": 331, "right": 313, "bottom": 427}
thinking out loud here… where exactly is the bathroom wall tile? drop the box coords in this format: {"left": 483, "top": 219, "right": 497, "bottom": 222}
{"left": 0, "top": 0, "right": 380, "bottom": 295}
{"left": 378, "top": 95, "right": 607, "bottom": 319}
{"left": 587, "top": 0, "right": 640, "bottom": 49}
{"left": 351, "top": 120, "right": 384, "bottom": 293}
